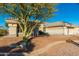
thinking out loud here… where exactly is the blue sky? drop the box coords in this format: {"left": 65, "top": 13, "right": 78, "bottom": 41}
{"left": 0, "top": 14, "right": 11, "bottom": 27}
{"left": 46, "top": 3, "right": 79, "bottom": 25}
{"left": 0, "top": 3, "right": 79, "bottom": 27}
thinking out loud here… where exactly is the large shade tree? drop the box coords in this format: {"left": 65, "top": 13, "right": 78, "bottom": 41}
{"left": 0, "top": 3, "right": 57, "bottom": 49}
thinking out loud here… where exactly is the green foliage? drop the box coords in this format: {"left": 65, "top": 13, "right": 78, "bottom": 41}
{"left": 0, "top": 3, "right": 57, "bottom": 39}
{"left": 0, "top": 3, "right": 57, "bottom": 49}
{"left": 0, "top": 29, "right": 8, "bottom": 36}
{"left": 5, "top": 22, "right": 9, "bottom": 28}
{"left": 0, "top": 3, "right": 57, "bottom": 21}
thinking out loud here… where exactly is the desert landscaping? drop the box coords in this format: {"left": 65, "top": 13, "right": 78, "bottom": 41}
{"left": 0, "top": 35, "right": 79, "bottom": 56}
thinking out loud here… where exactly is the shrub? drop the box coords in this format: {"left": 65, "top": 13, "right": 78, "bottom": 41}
{"left": 0, "top": 29, "right": 8, "bottom": 36}
{"left": 39, "top": 30, "right": 49, "bottom": 36}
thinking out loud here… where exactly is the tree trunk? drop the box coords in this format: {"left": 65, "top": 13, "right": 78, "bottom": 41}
{"left": 20, "top": 35, "right": 31, "bottom": 50}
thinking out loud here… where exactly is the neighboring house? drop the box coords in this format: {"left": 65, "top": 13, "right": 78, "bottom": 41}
{"left": 6, "top": 18, "right": 79, "bottom": 36}
{"left": 45, "top": 21, "right": 79, "bottom": 35}
{"left": 0, "top": 25, "right": 4, "bottom": 29}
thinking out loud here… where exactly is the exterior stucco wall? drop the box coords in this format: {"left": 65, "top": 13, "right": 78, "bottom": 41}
{"left": 39, "top": 24, "right": 45, "bottom": 32}
{"left": 46, "top": 26, "right": 79, "bottom": 35}
{"left": 8, "top": 23, "right": 17, "bottom": 36}
{"left": 68, "top": 28, "right": 74, "bottom": 35}
{"left": 66, "top": 27, "right": 79, "bottom": 35}
{"left": 63, "top": 27, "right": 68, "bottom": 35}
{"left": 72, "top": 28, "right": 79, "bottom": 35}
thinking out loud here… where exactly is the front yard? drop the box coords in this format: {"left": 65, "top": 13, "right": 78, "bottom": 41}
{"left": 0, "top": 35, "right": 79, "bottom": 56}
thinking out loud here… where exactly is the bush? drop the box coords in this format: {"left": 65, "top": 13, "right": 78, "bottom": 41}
{"left": 39, "top": 31, "right": 49, "bottom": 36}
{"left": 0, "top": 29, "right": 8, "bottom": 36}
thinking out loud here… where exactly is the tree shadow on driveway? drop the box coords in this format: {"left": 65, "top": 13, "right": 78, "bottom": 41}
{"left": 0, "top": 38, "right": 35, "bottom": 56}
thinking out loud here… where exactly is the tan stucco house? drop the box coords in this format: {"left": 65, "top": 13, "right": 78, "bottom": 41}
{"left": 6, "top": 18, "right": 18, "bottom": 36}
{"left": 6, "top": 18, "right": 79, "bottom": 36}
{"left": 45, "top": 21, "right": 79, "bottom": 35}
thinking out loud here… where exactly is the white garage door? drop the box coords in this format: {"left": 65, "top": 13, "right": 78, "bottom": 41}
{"left": 46, "top": 27, "right": 64, "bottom": 35}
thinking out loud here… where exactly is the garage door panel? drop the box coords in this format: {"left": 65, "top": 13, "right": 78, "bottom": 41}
{"left": 46, "top": 27, "right": 64, "bottom": 35}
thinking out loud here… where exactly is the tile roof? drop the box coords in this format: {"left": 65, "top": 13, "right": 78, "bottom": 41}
{"left": 45, "top": 21, "right": 79, "bottom": 27}
{"left": 6, "top": 19, "right": 18, "bottom": 24}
